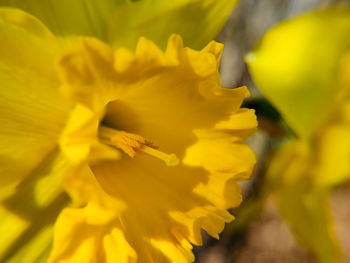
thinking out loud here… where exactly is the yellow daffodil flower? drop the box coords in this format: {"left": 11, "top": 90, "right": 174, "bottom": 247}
{"left": 0, "top": 3, "right": 256, "bottom": 263}
{"left": 247, "top": 8, "right": 350, "bottom": 263}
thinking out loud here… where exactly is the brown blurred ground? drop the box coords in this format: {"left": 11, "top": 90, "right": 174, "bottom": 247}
{"left": 199, "top": 199, "right": 315, "bottom": 263}
{"left": 331, "top": 184, "right": 350, "bottom": 261}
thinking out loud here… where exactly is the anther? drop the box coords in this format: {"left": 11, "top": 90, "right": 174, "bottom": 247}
{"left": 98, "top": 125, "right": 180, "bottom": 166}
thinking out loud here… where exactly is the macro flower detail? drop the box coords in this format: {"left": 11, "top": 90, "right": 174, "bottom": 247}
{"left": 0, "top": 8, "right": 257, "bottom": 263}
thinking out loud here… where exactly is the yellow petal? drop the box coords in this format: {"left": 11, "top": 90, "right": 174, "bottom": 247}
{"left": 108, "top": 0, "right": 238, "bottom": 50}
{"left": 49, "top": 208, "right": 103, "bottom": 263}
{"left": 0, "top": 8, "right": 71, "bottom": 189}
{"left": 0, "top": 0, "right": 125, "bottom": 41}
{"left": 247, "top": 8, "right": 350, "bottom": 140}
{"left": 0, "top": 151, "right": 70, "bottom": 262}
{"left": 57, "top": 38, "right": 116, "bottom": 111}
{"left": 49, "top": 207, "right": 136, "bottom": 263}
{"left": 184, "top": 129, "right": 256, "bottom": 180}
{"left": 5, "top": 225, "right": 53, "bottom": 263}
{"left": 90, "top": 156, "right": 233, "bottom": 256}
{"left": 316, "top": 124, "right": 350, "bottom": 186}
{"left": 150, "top": 238, "right": 194, "bottom": 263}
{"left": 59, "top": 104, "right": 100, "bottom": 165}
{"left": 0, "top": 206, "right": 30, "bottom": 260}
{"left": 103, "top": 228, "right": 137, "bottom": 263}
{"left": 214, "top": 108, "right": 258, "bottom": 138}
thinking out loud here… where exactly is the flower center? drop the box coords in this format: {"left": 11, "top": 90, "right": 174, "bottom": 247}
{"left": 98, "top": 125, "right": 179, "bottom": 166}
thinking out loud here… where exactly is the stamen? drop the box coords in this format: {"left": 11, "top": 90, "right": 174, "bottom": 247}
{"left": 141, "top": 145, "right": 180, "bottom": 167}
{"left": 98, "top": 125, "right": 180, "bottom": 166}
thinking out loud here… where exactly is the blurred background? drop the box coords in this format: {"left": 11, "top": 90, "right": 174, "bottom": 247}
{"left": 195, "top": 0, "right": 350, "bottom": 262}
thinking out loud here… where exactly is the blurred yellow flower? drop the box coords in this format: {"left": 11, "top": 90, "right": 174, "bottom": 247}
{"left": 0, "top": 6, "right": 256, "bottom": 263}
{"left": 247, "top": 8, "right": 350, "bottom": 263}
